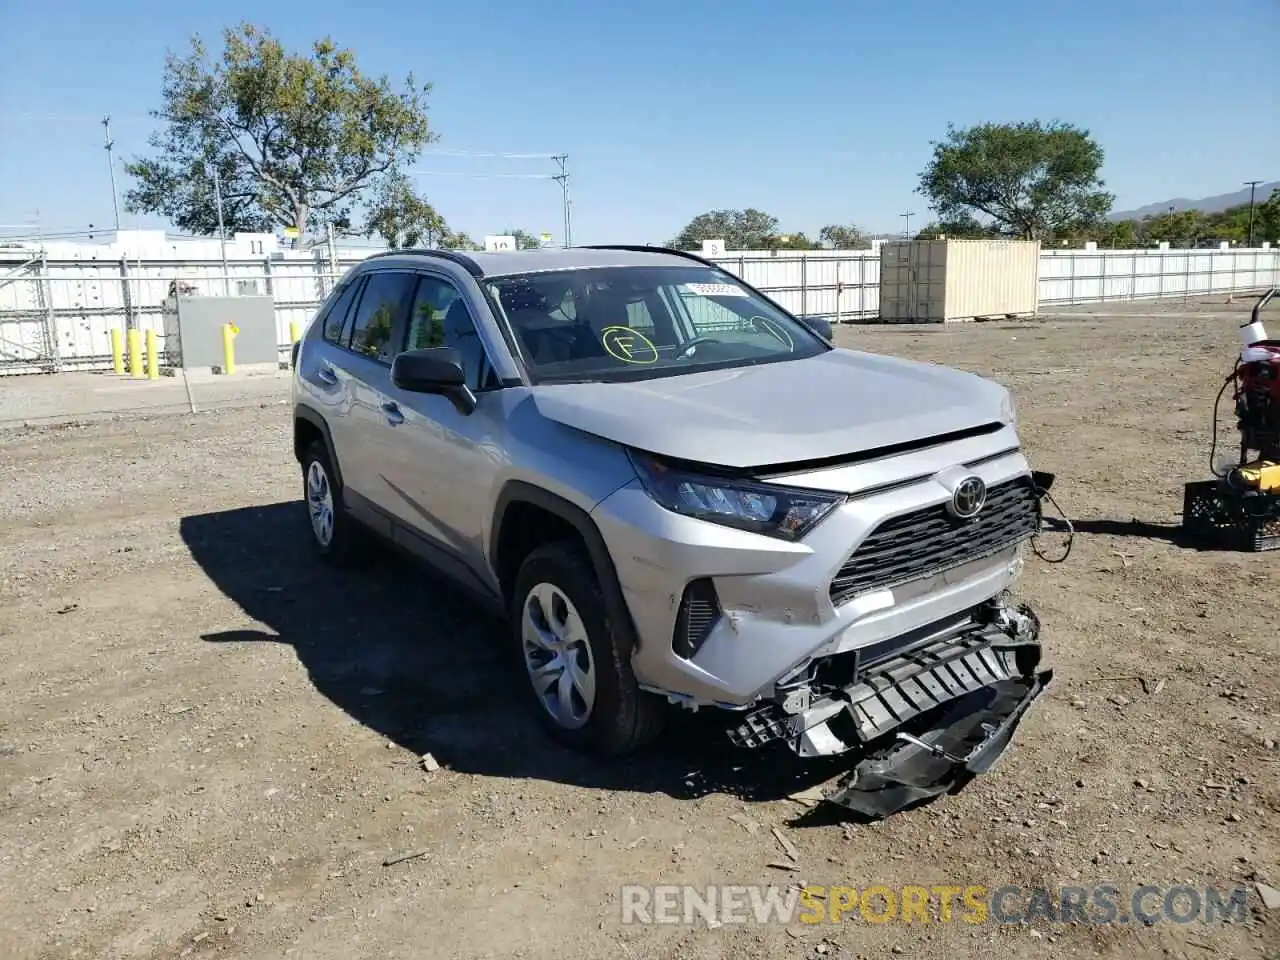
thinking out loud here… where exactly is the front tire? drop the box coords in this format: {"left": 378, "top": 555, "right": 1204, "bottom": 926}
{"left": 511, "top": 540, "right": 665, "bottom": 756}
{"left": 301, "top": 440, "right": 370, "bottom": 567}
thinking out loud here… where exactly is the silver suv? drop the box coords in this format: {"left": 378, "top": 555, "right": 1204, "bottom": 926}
{"left": 291, "top": 245, "right": 1053, "bottom": 817}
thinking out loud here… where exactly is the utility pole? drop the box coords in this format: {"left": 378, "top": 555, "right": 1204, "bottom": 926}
{"left": 1244, "top": 180, "right": 1262, "bottom": 247}
{"left": 102, "top": 117, "right": 121, "bottom": 233}
{"left": 552, "top": 154, "right": 572, "bottom": 247}
{"left": 212, "top": 166, "right": 230, "bottom": 295}
{"left": 900, "top": 210, "right": 914, "bottom": 239}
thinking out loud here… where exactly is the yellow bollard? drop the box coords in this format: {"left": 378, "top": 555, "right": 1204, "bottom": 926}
{"left": 221, "top": 323, "right": 237, "bottom": 375}
{"left": 145, "top": 329, "right": 159, "bottom": 380}
{"left": 289, "top": 321, "right": 301, "bottom": 344}
{"left": 110, "top": 328, "right": 125, "bottom": 376}
{"left": 127, "top": 328, "right": 143, "bottom": 379}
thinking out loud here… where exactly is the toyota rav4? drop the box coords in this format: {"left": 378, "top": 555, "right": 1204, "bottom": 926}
{"left": 290, "top": 245, "right": 1053, "bottom": 817}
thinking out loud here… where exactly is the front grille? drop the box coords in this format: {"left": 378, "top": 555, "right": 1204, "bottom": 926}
{"left": 829, "top": 477, "right": 1039, "bottom": 606}
{"left": 673, "top": 578, "right": 721, "bottom": 660}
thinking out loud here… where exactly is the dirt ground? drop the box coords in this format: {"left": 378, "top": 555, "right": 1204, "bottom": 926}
{"left": 1, "top": 297, "right": 1277, "bottom": 960}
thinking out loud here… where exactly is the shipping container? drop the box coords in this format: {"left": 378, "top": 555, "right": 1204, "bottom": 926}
{"left": 877, "top": 239, "right": 1041, "bottom": 323}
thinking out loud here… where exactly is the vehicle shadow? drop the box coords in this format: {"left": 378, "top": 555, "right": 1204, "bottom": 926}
{"left": 179, "top": 502, "right": 852, "bottom": 820}
{"left": 1042, "top": 516, "right": 1240, "bottom": 552}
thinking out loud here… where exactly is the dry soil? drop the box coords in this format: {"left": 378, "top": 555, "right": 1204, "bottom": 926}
{"left": 0, "top": 298, "right": 1277, "bottom": 960}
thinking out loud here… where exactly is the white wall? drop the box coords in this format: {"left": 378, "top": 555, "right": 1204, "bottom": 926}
{"left": 1, "top": 243, "right": 1278, "bottom": 375}
{"left": 702, "top": 246, "right": 1279, "bottom": 322}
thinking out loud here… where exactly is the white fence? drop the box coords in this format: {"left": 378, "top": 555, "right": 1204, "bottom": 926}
{"left": 1, "top": 246, "right": 1277, "bottom": 375}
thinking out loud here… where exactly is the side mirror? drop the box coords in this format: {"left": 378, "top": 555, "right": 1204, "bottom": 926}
{"left": 801, "top": 316, "right": 833, "bottom": 340}
{"left": 391, "top": 346, "right": 476, "bottom": 414}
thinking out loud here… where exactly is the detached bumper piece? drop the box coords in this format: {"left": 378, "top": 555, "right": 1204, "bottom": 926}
{"left": 824, "top": 666, "right": 1051, "bottom": 818}
{"left": 733, "top": 600, "right": 1051, "bottom": 819}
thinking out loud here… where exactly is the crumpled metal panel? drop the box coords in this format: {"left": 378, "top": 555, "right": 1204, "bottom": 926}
{"left": 842, "top": 634, "right": 1024, "bottom": 743}
{"left": 824, "top": 668, "right": 1052, "bottom": 819}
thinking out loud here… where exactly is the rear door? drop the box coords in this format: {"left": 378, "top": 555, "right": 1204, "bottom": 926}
{"left": 297, "top": 274, "right": 366, "bottom": 457}
{"left": 325, "top": 269, "right": 417, "bottom": 511}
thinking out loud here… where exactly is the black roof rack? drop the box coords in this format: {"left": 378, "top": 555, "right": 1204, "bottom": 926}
{"left": 581, "top": 244, "right": 721, "bottom": 269}
{"left": 365, "top": 248, "right": 484, "bottom": 278}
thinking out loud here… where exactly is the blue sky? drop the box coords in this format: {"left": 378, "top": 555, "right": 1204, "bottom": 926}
{"left": 1, "top": 0, "right": 1276, "bottom": 245}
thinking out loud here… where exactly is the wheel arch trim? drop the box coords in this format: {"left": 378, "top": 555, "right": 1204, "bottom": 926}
{"left": 294, "top": 404, "right": 344, "bottom": 490}
{"left": 490, "top": 481, "right": 641, "bottom": 648}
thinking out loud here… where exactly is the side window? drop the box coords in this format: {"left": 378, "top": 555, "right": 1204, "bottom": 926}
{"left": 348, "top": 271, "right": 416, "bottom": 363}
{"left": 322, "top": 278, "right": 364, "bottom": 344}
{"left": 405, "top": 276, "right": 499, "bottom": 391}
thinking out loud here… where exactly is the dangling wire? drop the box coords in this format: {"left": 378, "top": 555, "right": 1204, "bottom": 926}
{"left": 1031, "top": 486, "right": 1074, "bottom": 564}
{"left": 1209, "top": 367, "right": 1239, "bottom": 480}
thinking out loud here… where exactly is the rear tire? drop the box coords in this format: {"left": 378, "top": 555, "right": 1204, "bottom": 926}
{"left": 301, "top": 439, "right": 371, "bottom": 567}
{"left": 511, "top": 540, "right": 665, "bottom": 756}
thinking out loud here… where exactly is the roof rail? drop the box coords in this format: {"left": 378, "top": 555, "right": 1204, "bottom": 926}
{"left": 581, "top": 244, "right": 722, "bottom": 269}
{"left": 364, "top": 248, "right": 484, "bottom": 278}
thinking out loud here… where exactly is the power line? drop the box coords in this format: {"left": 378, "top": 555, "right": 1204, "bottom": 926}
{"left": 426, "top": 149, "right": 557, "bottom": 160}
{"left": 0, "top": 115, "right": 555, "bottom": 160}
{"left": 0, "top": 112, "right": 153, "bottom": 123}
{"left": 410, "top": 169, "right": 554, "bottom": 180}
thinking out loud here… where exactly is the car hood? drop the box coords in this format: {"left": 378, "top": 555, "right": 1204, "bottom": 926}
{"left": 531, "top": 348, "right": 1009, "bottom": 469}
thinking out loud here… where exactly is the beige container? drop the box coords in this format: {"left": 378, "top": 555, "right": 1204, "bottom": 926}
{"left": 878, "top": 239, "right": 1041, "bottom": 323}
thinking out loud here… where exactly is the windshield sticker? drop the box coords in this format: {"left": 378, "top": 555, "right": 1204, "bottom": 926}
{"left": 750, "top": 315, "right": 794, "bottom": 350}
{"left": 682, "top": 282, "right": 749, "bottom": 298}
{"left": 600, "top": 325, "right": 659, "bottom": 364}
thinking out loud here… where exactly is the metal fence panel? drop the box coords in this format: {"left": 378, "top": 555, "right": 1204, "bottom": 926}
{"left": 1, "top": 247, "right": 1277, "bottom": 375}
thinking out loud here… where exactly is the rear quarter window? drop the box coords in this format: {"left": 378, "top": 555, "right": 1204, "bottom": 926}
{"left": 321, "top": 279, "right": 364, "bottom": 343}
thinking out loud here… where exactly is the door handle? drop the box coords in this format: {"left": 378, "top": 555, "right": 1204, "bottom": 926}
{"left": 316, "top": 365, "right": 338, "bottom": 386}
{"left": 381, "top": 401, "right": 405, "bottom": 426}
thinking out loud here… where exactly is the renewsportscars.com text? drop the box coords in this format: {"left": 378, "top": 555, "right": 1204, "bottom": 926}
{"left": 620, "top": 883, "right": 1252, "bottom": 926}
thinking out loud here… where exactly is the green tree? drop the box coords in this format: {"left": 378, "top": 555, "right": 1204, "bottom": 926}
{"left": 775, "top": 232, "right": 821, "bottom": 250}
{"left": 1098, "top": 219, "right": 1138, "bottom": 247}
{"left": 440, "top": 230, "right": 478, "bottom": 250}
{"left": 1251, "top": 189, "right": 1280, "bottom": 245}
{"left": 504, "top": 229, "right": 542, "bottom": 250}
{"left": 917, "top": 120, "right": 1115, "bottom": 240}
{"left": 914, "top": 214, "right": 997, "bottom": 239}
{"left": 1140, "top": 209, "right": 1205, "bottom": 245}
{"left": 124, "top": 23, "right": 437, "bottom": 238}
{"left": 818, "top": 224, "right": 870, "bottom": 249}
{"left": 670, "top": 208, "right": 781, "bottom": 250}
{"left": 365, "top": 172, "right": 448, "bottom": 248}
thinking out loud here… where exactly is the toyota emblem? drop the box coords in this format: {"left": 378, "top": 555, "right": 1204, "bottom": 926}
{"left": 948, "top": 476, "right": 987, "bottom": 520}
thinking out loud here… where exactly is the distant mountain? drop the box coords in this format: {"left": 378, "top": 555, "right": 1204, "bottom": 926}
{"left": 1110, "top": 181, "right": 1279, "bottom": 221}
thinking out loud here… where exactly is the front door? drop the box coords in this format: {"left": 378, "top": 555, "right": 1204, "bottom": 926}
{"left": 375, "top": 273, "right": 507, "bottom": 595}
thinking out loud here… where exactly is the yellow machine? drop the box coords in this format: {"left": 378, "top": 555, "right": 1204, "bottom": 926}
{"left": 1181, "top": 288, "right": 1280, "bottom": 551}
{"left": 1230, "top": 460, "right": 1280, "bottom": 494}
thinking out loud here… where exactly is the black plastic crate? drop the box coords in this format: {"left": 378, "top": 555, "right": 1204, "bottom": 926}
{"left": 1181, "top": 480, "right": 1280, "bottom": 552}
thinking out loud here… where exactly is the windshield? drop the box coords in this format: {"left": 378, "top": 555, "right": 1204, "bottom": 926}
{"left": 483, "top": 265, "right": 829, "bottom": 383}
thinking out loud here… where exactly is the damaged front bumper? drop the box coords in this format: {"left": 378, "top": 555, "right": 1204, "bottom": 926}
{"left": 727, "top": 598, "right": 1052, "bottom": 818}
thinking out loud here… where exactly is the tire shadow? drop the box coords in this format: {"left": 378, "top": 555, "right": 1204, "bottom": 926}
{"left": 179, "top": 502, "right": 848, "bottom": 817}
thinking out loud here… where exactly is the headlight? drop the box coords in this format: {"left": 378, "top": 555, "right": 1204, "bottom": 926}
{"left": 627, "top": 450, "right": 846, "bottom": 541}
{"left": 1000, "top": 390, "right": 1018, "bottom": 427}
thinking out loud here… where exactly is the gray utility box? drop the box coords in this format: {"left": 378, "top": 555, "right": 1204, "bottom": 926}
{"left": 161, "top": 295, "right": 280, "bottom": 372}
